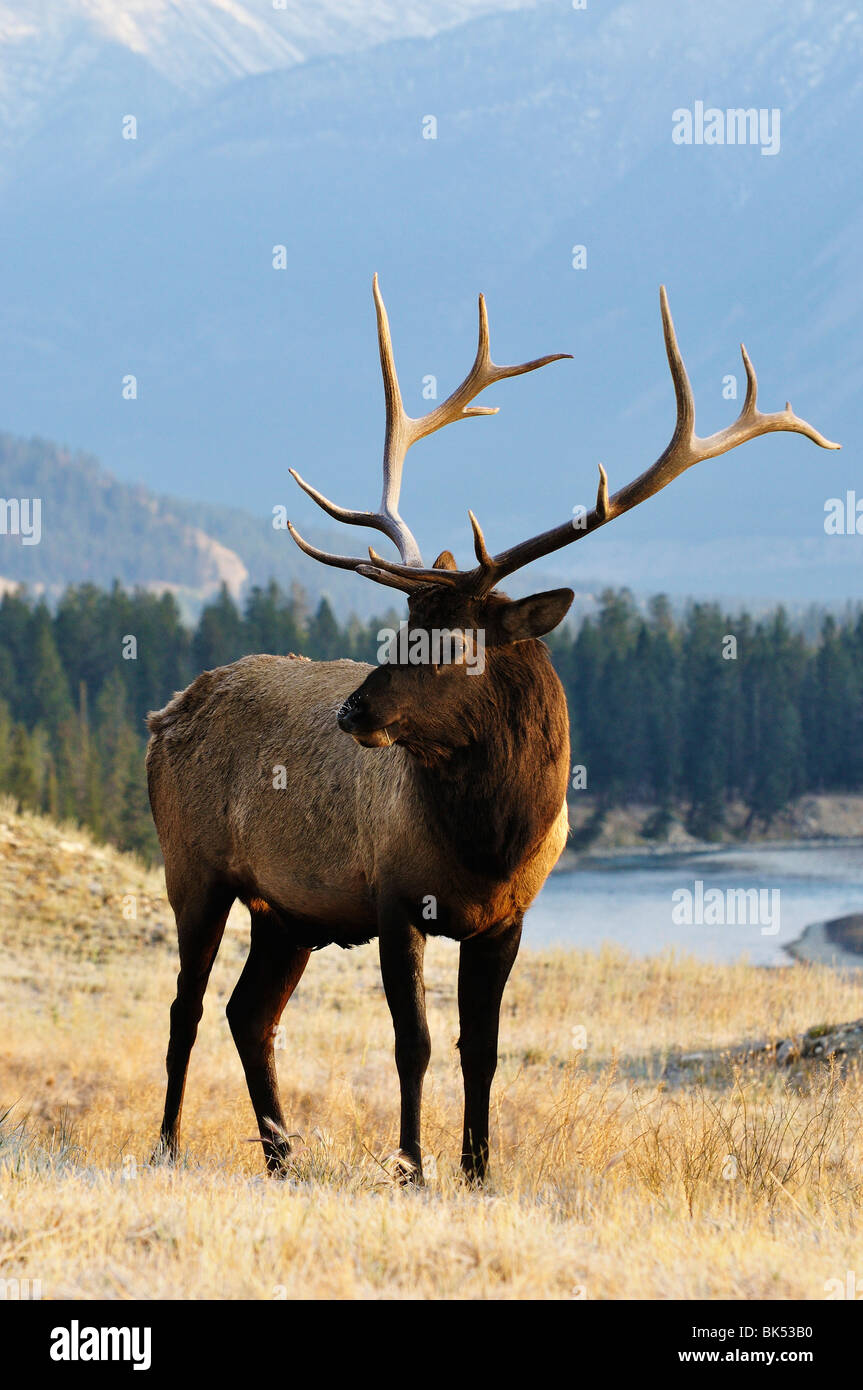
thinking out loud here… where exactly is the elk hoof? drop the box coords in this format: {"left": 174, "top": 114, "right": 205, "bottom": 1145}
{"left": 149, "top": 1136, "right": 177, "bottom": 1166}
{"left": 264, "top": 1143, "right": 295, "bottom": 1179}
{"left": 382, "top": 1149, "right": 424, "bottom": 1186}
{"left": 459, "top": 1159, "right": 488, "bottom": 1188}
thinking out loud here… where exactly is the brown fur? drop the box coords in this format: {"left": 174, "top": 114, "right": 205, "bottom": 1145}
{"left": 147, "top": 647, "right": 568, "bottom": 947}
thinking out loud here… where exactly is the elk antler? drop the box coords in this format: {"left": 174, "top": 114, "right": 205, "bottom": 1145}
{"left": 290, "top": 283, "right": 839, "bottom": 596}
{"left": 287, "top": 275, "right": 571, "bottom": 591}
{"left": 364, "top": 286, "right": 840, "bottom": 595}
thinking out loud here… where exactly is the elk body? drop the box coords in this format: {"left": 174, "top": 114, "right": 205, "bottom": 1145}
{"left": 147, "top": 278, "right": 838, "bottom": 1182}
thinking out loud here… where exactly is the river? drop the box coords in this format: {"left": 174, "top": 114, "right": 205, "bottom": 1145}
{"left": 526, "top": 843, "right": 863, "bottom": 965}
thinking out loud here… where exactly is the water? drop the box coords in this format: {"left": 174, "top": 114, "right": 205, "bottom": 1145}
{"left": 525, "top": 843, "right": 863, "bottom": 965}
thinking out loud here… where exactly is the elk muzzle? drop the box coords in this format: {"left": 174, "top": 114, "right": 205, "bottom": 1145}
{"left": 337, "top": 690, "right": 395, "bottom": 747}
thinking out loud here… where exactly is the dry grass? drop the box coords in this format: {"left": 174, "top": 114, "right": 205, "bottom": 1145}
{"left": 1, "top": 799, "right": 862, "bottom": 1300}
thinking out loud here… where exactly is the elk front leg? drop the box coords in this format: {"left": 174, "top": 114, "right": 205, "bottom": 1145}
{"left": 457, "top": 917, "right": 522, "bottom": 1184}
{"left": 378, "top": 908, "right": 430, "bottom": 1183}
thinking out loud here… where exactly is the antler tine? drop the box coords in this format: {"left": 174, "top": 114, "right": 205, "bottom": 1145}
{"left": 288, "top": 467, "right": 419, "bottom": 561}
{"left": 409, "top": 291, "right": 573, "bottom": 443}
{"left": 595, "top": 463, "right": 610, "bottom": 521}
{"left": 355, "top": 562, "right": 432, "bottom": 592}
{"left": 346, "top": 284, "right": 572, "bottom": 588}
{"left": 372, "top": 273, "right": 424, "bottom": 565}
{"left": 659, "top": 282, "right": 696, "bottom": 446}
{"left": 468, "top": 509, "right": 494, "bottom": 569}
{"left": 366, "top": 544, "right": 462, "bottom": 587}
{"left": 288, "top": 274, "right": 571, "bottom": 591}
{"left": 612, "top": 287, "right": 839, "bottom": 506}
{"left": 466, "top": 285, "right": 839, "bottom": 594}
{"left": 375, "top": 276, "right": 572, "bottom": 473}
{"left": 363, "top": 506, "right": 499, "bottom": 590}
{"left": 285, "top": 521, "right": 377, "bottom": 573}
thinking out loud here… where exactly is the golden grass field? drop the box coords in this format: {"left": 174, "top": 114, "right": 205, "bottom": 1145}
{"left": 1, "top": 798, "right": 862, "bottom": 1300}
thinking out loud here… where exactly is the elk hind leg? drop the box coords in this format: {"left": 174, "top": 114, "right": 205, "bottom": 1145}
{"left": 226, "top": 905, "right": 311, "bottom": 1175}
{"left": 156, "top": 873, "right": 234, "bottom": 1161}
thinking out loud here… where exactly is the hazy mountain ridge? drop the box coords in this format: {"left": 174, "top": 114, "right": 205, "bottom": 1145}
{"left": 0, "top": 0, "right": 859, "bottom": 602}
{"left": 0, "top": 430, "right": 431, "bottom": 617}
{"left": 0, "top": 0, "right": 538, "bottom": 125}
{"left": 0, "top": 432, "right": 249, "bottom": 605}
{"left": 1, "top": 428, "right": 857, "bottom": 630}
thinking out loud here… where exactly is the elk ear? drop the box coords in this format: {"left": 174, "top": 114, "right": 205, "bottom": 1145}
{"left": 433, "top": 550, "right": 457, "bottom": 570}
{"left": 496, "top": 588, "right": 574, "bottom": 643}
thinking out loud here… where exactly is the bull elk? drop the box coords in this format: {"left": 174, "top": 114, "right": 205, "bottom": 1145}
{"left": 147, "top": 278, "right": 838, "bottom": 1182}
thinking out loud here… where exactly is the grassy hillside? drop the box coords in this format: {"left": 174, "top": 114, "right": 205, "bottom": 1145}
{"left": 1, "top": 798, "right": 861, "bottom": 1299}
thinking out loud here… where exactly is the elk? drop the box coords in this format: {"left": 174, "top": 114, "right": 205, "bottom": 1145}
{"left": 146, "top": 278, "right": 838, "bottom": 1183}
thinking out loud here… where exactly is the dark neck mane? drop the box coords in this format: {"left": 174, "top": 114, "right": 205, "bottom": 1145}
{"left": 411, "top": 641, "right": 570, "bottom": 882}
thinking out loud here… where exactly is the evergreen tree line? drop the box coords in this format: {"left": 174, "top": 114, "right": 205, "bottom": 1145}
{"left": 547, "top": 591, "right": 863, "bottom": 840}
{"left": 0, "top": 581, "right": 861, "bottom": 860}
{"left": 0, "top": 580, "right": 400, "bottom": 859}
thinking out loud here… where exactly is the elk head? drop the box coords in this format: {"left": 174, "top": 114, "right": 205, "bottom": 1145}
{"left": 289, "top": 276, "right": 840, "bottom": 751}
{"left": 335, "top": 579, "right": 574, "bottom": 756}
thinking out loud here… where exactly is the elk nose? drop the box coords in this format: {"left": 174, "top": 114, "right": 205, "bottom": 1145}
{"left": 337, "top": 696, "right": 362, "bottom": 732}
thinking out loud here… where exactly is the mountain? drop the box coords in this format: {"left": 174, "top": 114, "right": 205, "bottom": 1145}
{"left": 0, "top": 431, "right": 383, "bottom": 617}
{"left": 0, "top": 0, "right": 860, "bottom": 602}
{"left": 0, "top": 429, "right": 855, "bottom": 633}
{"left": 0, "top": 0, "right": 535, "bottom": 141}
{"left": 0, "top": 427, "right": 626, "bottom": 621}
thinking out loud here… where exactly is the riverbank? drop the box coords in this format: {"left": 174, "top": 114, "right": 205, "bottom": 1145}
{"left": 556, "top": 792, "right": 863, "bottom": 871}
{"left": 786, "top": 913, "right": 863, "bottom": 970}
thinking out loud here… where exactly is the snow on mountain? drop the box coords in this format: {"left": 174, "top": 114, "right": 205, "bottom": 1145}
{"left": 0, "top": 0, "right": 539, "bottom": 110}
